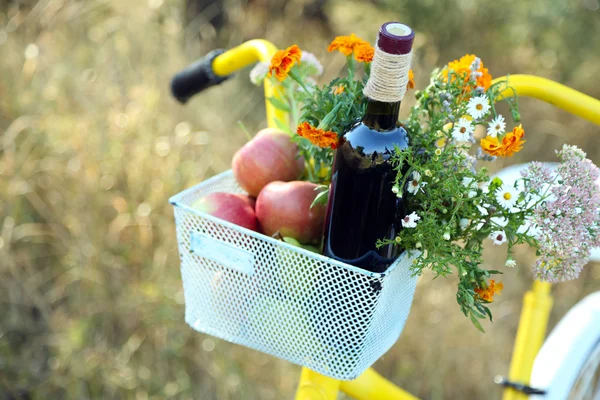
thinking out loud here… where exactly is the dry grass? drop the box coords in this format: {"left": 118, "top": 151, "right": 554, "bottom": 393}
{"left": 1, "top": 0, "right": 600, "bottom": 399}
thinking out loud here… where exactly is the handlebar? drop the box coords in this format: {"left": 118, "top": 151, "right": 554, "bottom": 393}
{"left": 170, "top": 39, "right": 287, "bottom": 127}
{"left": 171, "top": 49, "right": 231, "bottom": 103}
{"left": 171, "top": 39, "right": 600, "bottom": 128}
{"left": 492, "top": 75, "right": 600, "bottom": 126}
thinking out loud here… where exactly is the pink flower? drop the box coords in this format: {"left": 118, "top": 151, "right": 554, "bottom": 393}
{"left": 522, "top": 145, "right": 600, "bottom": 282}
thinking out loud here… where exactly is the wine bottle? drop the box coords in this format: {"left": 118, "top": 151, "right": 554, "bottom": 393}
{"left": 322, "top": 22, "right": 414, "bottom": 273}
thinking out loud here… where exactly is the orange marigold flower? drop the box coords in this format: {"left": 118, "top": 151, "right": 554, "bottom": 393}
{"left": 297, "top": 122, "right": 339, "bottom": 149}
{"left": 481, "top": 124, "right": 526, "bottom": 157}
{"left": 503, "top": 124, "right": 526, "bottom": 155}
{"left": 354, "top": 43, "right": 374, "bottom": 63}
{"left": 331, "top": 85, "right": 345, "bottom": 95}
{"left": 407, "top": 69, "right": 415, "bottom": 89}
{"left": 480, "top": 136, "right": 502, "bottom": 156}
{"left": 268, "top": 44, "right": 302, "bottom": 81}
{"left": 328, "top": 33, "right": 369, "bottom": 56}
{"left": 444, "top": 54, "right": 493, "bottom": 91}
{"left": 474, "top": 279, "right": 504, "bottom": 302}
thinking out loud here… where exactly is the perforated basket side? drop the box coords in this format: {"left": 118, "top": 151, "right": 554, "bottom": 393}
{"left": 171, "top": 170, "right": 418, "bottom": 380}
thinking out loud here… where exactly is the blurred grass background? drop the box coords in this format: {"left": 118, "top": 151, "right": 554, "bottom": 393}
{"left": 1, "top": 0, "right": 600, "bottom": 398}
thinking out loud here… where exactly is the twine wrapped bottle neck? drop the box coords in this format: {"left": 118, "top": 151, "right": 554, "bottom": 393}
{"left": 363, "top": 46, "right": 413, "bottom": 103}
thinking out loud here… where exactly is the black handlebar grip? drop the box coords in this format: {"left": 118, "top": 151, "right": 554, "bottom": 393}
{"left": 171, "top": 49, "right": 232, "bottom": 104}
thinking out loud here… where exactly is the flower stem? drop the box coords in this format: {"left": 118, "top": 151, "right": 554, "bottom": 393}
{"left": 287, "top": 70, "right": 311, "bottom": 95}
{"left": 287, "top": 91, "right": 299, "bottom": 128}
{"left": 347, "top": 55, "right": 355, "bottom": 82}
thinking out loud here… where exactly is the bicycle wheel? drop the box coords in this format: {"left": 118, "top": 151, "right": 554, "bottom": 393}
{"left": 530, "top": 292, "right": 600, "bottom": 400}
{"left": 567, "top": 339, "right": 600, "bottom": 400}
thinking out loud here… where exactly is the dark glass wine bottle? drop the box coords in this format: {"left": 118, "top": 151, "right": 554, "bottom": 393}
{"left": 322, "top": 22, "right": 414, "bottom": 273}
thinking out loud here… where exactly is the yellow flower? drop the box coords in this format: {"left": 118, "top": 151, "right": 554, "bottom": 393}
{"left": 331, "top": 85, "right": 345, "bottom": 95}
{"left": 354, "top": 43, "right": 374, "bottom": 63}
{"left": 297, "top": 122, "right": 339, "bottom": 149}
{"left": 480, "top": 124, "right": 526, "bottom": 157}
{"left": 474, "top": 279, "right": 504, "bottom": 302}
{"left": 502, "top": 124, "right": 526, "bottom": 155}
{"left": 268, "top": 45, "right": 302, "bottom": 81}
{"left": 435, "top": 148, "right": 442, "bottom": 156}
{"left": 407, "top": 69, "right": 415, "bottom": 89}
{"left": 318, "top": 165, "right": 331, "bottom": 180}
{"left": 308, "top": 158, "right": 331, "bottom": 179}
{"left": 444, "top": 54, "right": 493, "bottom": 91}
{"left": 328, "top": 33, "right": 370, "bottom": 56}
{"left": 442, "top": 123, "right": 453, "bottom": 133}
{"left": 436, "top": 137, "right": 447, "bottom": 148}
{"left": 480, "top": 136, "right": 502, "bottom": 156}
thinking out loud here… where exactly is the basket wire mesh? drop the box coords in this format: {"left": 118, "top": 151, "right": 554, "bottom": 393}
{"left": 170, "top": 170, "right": 418, "bottom": 380}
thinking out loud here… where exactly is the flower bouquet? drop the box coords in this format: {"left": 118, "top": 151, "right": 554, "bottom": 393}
{"left": 248, "top": 34, "right": 600, "bottom": 330}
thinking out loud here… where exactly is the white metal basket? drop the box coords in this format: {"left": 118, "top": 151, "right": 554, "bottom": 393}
{"left": 169, "top": 170, "right": 418, "bottom": 380}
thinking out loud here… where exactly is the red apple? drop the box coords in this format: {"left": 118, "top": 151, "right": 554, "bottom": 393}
{"left": 255, "top": 181, "right": 326, "bottom": 244}
{"left": 191, "top": 193, "right": 258, "bottom": 231}
{"left": 237, "top": 194, "right": 256, "bottom": 209}
{"left": 232, "top": 128, "right": 305, "bottom": 197}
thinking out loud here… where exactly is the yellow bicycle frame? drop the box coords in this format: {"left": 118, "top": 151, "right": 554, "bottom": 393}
{"left": 210, "top": 40, "right": 600, "bottom": 400}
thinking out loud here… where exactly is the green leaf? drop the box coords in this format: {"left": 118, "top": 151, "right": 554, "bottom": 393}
{"left": 317, "top": 103, "right": 343, "bottom": 131}
{"left": 282, "top": 236, "right": 302, "bottom": 247}
{"left": 274, "top": 118, "right": 293, "bottom": 135}
{"left": 483, "top": 306, "right": 493, "bottom": 322}
{"left": 310, "top": 188, "right": 329, "bottom": 209}
{"left": 237, "top": 121, "right": 252, "bottom": 141}
{"left": 282, "top": 236, "right": 320, "bottom": 253}
{"left": 470, "top": 307, "right": 486, "bottom": 319}
{"left": 470, "top": 312, "right": 486, "bottom": 333}
{"left": 268, "top": 96, "right": 291, "bottom": 112}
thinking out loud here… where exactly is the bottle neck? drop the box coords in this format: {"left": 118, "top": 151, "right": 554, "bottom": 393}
{"left": 362, "top": 99, "right": 401, "bottom": 131}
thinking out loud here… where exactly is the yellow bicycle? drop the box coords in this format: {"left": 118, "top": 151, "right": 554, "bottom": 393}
{"left": 170, "top": 39, "right": 600, "bottom": 400}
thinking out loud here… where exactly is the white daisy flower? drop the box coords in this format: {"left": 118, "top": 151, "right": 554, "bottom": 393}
{"left": 487, "top": 115, "right": 506, "bottom": 138}
{"left": 476, "top": 204, "right": 489, "bottom": 217}
{"left": 474, "top": 204, "right": 489, "bottom": 231}
{"left": 517, "top": 217, "right": 541, "bottom": 238}
{"left": 452, "top": 118, "right": 474, "bottom": 142}
{"left": 517, "top": 218, "right": 532, "bottom": 234}
{"left": 489, "top": 230, "right": 507, "bottom": 245}
{"left": 492, "top": 216, "right": 509, "bottom": 227}
{"left": 496, "top": 183, "right": 519, "bottom": 209}
{"left": 462, "top": 177, "right": 475, "bottom": 187}
{"left": 443, "top": 232, "right": 451, "bottom": 241}
{"left": 467, "top": 96, "right": 491, "bottom": 119}
{"left": 391, "top": 185, "right": 400, "bottom": 195}
{"left": 407, "top": 171, "right": 425, "bottom": 194}
{"left": 462, "top": 177, "right": 478, "bottom": 198}
{"left": 505, "top": 259, "right": 517, "bottom": 268}
{"left": 401, "top": 212, "right": 421, "bottom": 228}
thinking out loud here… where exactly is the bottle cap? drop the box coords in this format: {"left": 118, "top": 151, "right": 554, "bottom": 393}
{"left": 377, "top": 22, "right": 414, "bottom": 55}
